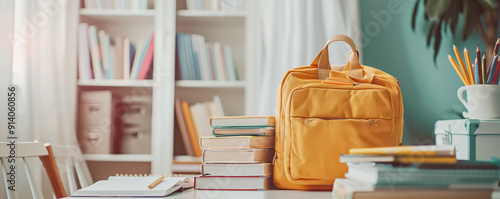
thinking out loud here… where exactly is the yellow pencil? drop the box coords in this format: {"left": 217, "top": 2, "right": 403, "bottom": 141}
{"left": 449, "top": 55, "right": 469, "bottom": 85}
{"left": 453, "top": 45, "right": 470, "bottom": 85}
{"left": 148, "top": 175, "right": 165, "bottom": 189}
{"left": 464, "top": 48, "right": 475, "bottom": 84}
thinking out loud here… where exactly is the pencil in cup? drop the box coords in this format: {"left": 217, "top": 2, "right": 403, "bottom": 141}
{"left": 453, "top": 45, "right": 470, "bottom": 85}
{"left": 487, "top": 56, "right": 499, "bottom": 84}
{"left": 464, "top": 48, "right": 475, "bottom": 84}
{"left": 448, "top": 55, "right": 469, "bottom": 86}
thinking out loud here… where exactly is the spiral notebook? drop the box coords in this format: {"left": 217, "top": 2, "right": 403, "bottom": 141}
{"left": 72, "top": 175, "right": 193, "bottom": 197}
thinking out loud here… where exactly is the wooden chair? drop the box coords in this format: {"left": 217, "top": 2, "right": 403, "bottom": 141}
{"left": 51, "top": 145, "right": 93, "bottom": 195}
{"left": 0, "top": 142, "right": 67, "bottom": 199}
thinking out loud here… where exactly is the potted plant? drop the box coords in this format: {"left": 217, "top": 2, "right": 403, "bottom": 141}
{"left": 412, "top": 0, "right": 499, "bottom": 64}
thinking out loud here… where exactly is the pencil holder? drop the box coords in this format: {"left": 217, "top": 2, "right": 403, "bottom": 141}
{"left": 457, "top": 84, "right": 500, "bottom": 119}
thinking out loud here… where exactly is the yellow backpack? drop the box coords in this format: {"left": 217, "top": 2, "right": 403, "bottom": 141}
{"left": 274, "top": 35, "right": 404, "bottom": 190}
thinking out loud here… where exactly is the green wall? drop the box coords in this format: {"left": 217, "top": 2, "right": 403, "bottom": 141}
{"left": 359, "top": 0, "right": 488, "bottom": 144}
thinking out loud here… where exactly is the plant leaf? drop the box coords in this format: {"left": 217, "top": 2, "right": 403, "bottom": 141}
{"left": 433, "top": 21, "right": 443, "bottom": 62}
{"left": 479, "top": 0, "right": 498, "bottom": 9}
{"left": 425, "top": 0, "right": 452, "bottom": 22}
{"left": 412, "top": 0, "right": 421, "bottom": 30}
{"left": 462, "top": 0, "right": 481, "bottom": 41}
{"left": 427, "top": 23, "right": 437, "bottom": 46}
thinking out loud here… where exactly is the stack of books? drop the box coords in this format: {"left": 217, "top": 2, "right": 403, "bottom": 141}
{"left": 194, "top": 116, "right": 275, "bottom": 191}
{"left": 176, "top": 33, "right": 238, "bottom": 81}
{"left": 78, "top": 23, "right": 154, "bottom": 80}
{"left": 333, "top": 145, "right": 500, "bottom": 199}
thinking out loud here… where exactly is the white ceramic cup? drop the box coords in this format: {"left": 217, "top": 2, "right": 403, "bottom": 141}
{"left": 457, "top": 85, "right": 500, "bottom": 119}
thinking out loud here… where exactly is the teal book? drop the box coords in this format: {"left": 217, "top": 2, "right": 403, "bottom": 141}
{"left": 186, "top": 34, "right": 200, "bottom": 80}
{"left": 205, "top": 44, "right": 216, "bottom": 80}
{"left": 104, "top": 34, "right": 113, "bottom": 79}
{"left": 182, "top": 34, "right": 194, "bottom": 80}
{"left": 175, "top": 33, "right": 188, "bottom": 80}
{"left": 223, "top": 46, "right": 238, "bottom": 81}
{"left": 346, "top": 161, "right": 500, "bottom": 187}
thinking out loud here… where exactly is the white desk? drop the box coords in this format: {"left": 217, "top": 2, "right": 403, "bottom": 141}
{"left": 66, "top": 189, "right": 334, "bottom": 199}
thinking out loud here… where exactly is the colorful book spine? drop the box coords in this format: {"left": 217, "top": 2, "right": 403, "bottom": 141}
{"left": 137, "top": 34, "right": 155, "bottom": 79}
{"left": 78, "top": 23, "right": 93, "bottom": 79}
{"left": 88, "top": 25, "right": 104, "bottom": 79}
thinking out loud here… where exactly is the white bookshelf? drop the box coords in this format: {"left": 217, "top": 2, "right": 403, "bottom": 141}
{"left": 76, "top": 0, "right": 175, "bottom": 180}
{"left": 177, "top": 10, "right": 246, "bottom": 17}
{"left": 174, "top": 0, "right": 253, "bottom": 117}
{"left": 78, "top": 80, "right": 156, "bottom": 87}
{"left": 84, "top": 154, "right": 154, "bottom": 162}
{"left": 76, "top": 0, "right": 257, "bottom": 178}
{"left": 176, "top": 80, "right": 245, "bottom": 88}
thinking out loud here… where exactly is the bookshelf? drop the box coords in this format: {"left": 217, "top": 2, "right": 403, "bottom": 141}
{"left": 76, "top": 0, "right": 175, "bottom": 181}
{"left": 76, "top": 0, "right": 257, "bottom": 179}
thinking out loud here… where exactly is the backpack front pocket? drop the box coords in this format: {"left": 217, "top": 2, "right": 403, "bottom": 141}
{"left": 289, "top": 117, "right": 393, "bottom": 181}
{"left": 285, "top": 87, "right": 395, "bottom": 183}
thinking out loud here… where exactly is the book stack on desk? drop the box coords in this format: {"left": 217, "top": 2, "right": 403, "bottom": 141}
{"left": 333, "top": 145, "right": 500, "bottom": 199}
{"left": 194, "top": 116, "right": 275, "bottom": 191}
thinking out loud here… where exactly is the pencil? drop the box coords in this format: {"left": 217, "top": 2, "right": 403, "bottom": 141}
{"left": 464, "top": 47, "right": 475, "bottom": 84}
{"left": 448, "top": 55, "right": 469, "bottom": 85}
{"left": 488, "top": 55, "right": 499, "bottom": 84}
{"left": 495, "top": 58, "right": 500, "bottom": 84}
{"left": 148, "top": 175, "right": 166, "bottom": 189}
{"left": 477, "top": 46, "right": 483, "bottom": 84}
{"left": 475, "top": 60, "right": 479, "bottom": 84}
{"left": 482, "top": 54, "right": 486, "bottom": 84}
{"left": 453, "top": 45, "right": 470, "bottom": 84}
{"left": 494, "top": 38, "right": 500, "bottom": 56}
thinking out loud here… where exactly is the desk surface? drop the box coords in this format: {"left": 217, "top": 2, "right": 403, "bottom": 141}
{"left": 66, "top": 189, "right": 334, "bottom": 199}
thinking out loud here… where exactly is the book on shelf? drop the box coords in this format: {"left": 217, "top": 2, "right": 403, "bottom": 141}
{"left": 210, "top": 116, "right": 275, "bottom": 127}
{"left": 87, "top": 25, "right": 104, "bottom": 79}
{"left": 175, "top": 33, "right": 239, "bottom": 81}
{"left": 72, "top": 175, "right": 193, "bottom": 197}
{"left": 332, "top": 178, "right": 496, "bottom": 199}
{"left": 84, "top": 0, "right": 149, "bottom": 10}
{"left": 194, "top": 176, "right": 273, "bottom": 191}
{"left": 175, "top": 99, "right": 196, "bottom": 156}
{"left": 185, "top": 0, "right": 246, "bottom": 12}
{"left": 200, "top": 136, "right": 274, "bottom": 149}
{"left": 137, "top": 34, "right": 155, "bottom": 80}
{"left": 78, "top": 23, "right": 154, "bottom": 81}
{"left": 78, "top": 23, "right": 93, "bottom": 80}
{"left": 202, "top": 163, "right": 272, "bottom": 176}
{"left": 202, "top": 148, "right": 274, "bottom": 163}
{"left": 180, "top": 100, "right": 202, "bottom": 157}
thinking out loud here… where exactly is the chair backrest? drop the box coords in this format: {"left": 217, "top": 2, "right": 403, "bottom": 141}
{"left": 0, "top": 142, "right": 67, "bottom": 199}
{"left": 51, "top": 145, "right": 93, "bottom": 195}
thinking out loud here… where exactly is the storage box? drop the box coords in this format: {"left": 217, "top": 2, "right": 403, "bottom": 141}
{"left": 435, "top": 119, "right": 500, "bottom": 160}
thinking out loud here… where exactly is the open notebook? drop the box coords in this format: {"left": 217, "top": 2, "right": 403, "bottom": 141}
{"left": 72, "top": 176, "right": 193, "bottom": 197}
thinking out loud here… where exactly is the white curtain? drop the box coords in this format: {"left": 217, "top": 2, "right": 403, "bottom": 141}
{"left": 9, "top": 0, "right": 79, "bottom": 144}
{"left": 254, "top": 0, "right": 361, "bottom": 116}
{"left": 1, "top": 0, "right": 79, "bottom": 198}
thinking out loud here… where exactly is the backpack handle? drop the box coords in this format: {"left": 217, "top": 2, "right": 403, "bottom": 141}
{"left": 311, "top": 35, "right": 362, "bottom": 80}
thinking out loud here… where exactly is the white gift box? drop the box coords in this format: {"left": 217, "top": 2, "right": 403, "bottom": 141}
{"left": 435, "top": 119, "right": 500, "bottom": 161}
